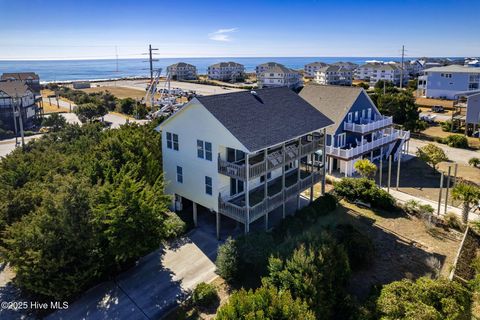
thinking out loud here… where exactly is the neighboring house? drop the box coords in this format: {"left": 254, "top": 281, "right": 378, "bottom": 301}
{"left": 405, "top": 60, "right": 424, "bottom": 77}
{"left": 207, "top": 62, "right": 244, "bottom": 82}
{"left": 452, "top": 90, "right": 480, "bottom": 136}
{"left": 256, "top": 62, "right": 302, "bottom": 89}
{"left": 73, "top": 81, "right": 91, "bottom": 89}
{"left": 167, "top": 62, "right": 197, "bottom": 80}
{"left": 422, "top": 65, "right": 480, "bottom": 99}
{"left": 314, "top": 65, "right": 353, "bottom": 86}
{"left": 1, "top": 72, "right": 41, "bottom": 95}
{"left": 300, "top": 85, "right": 410, "bottom": 177}
{"left": 304, "top": 62, "right": 329, "bottom": 78}
{"left": 355, "top": 62, "right": 405, "bottom": 86}
{"left": 0, "top": 81, "right": 38, "bottom": 131}
{"left": 158, "top": 87, "right": 333, "bottom": 238}
{"left": 331, "top": 61, "right": 358, "bottom": 71}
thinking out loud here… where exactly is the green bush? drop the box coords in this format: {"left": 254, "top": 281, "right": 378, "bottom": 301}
{"left": 216, "top": 285, "right": 315, "bottom": 320}
{"left": 192, "top": 282, "right": 218, "bottom": 308}
{"left": 376, "top": 277, "right": 471, "bottom": 320}
{"left": 469, "top": 157, "right": 480, "bottom": 168}
{"left": 334, "top": 178, "right": 395, "bottom": 210}
{"left": 215, "top": 237, "right": 239, "bottom": 283}
{"left": 443, "top": 134, "right": 469, "bottom": 148}
{"left": 441, "top": 120, "right": 452, "bottom": 132}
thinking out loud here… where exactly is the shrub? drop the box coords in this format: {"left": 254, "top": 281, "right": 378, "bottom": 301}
{"left": 216, "top": 285, "right": 315, "bottom": 320}
{"left": 416, "top": 143, "right": 448, "bottom": 171}
{"left": 376, "top": 277, "right": 471, "bottom": 320}
{"left": 354, "top": 159, "right": 377, "bottom": 178}
{"left": 444, "top": 212, "right": 462, "bottom": 230}
{"left": 443, "top": 134, "right": 469, "bottom": 148}
{"left": 215, "top": 237, "right": 239, "bottom": 283}
{"left": 469, "top": 157, "right": 480, "bottom": 168}
{"left": 192, "top": 282, "right": 218, "bottom": 308}
{"left": 441, "top": 120, "right": 452, "bottom": 132}
{"left": 334, "top": 178, "right": 395, "bottom": 210}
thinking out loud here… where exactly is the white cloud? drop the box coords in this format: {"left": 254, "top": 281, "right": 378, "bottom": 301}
{"left": 208, "top": 28, "right": 238, "bottom": 42}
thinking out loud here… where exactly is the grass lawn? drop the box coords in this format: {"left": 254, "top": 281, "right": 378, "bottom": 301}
{"left": 420, "top": 125, "right": 480, "bottom": 149}
{"left": 80, "top": 86, "right": 147, "bottom": 100}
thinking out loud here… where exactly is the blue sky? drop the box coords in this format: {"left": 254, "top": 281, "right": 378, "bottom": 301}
{"left": 0, "top": 0, "right": 479, "bottom": 60}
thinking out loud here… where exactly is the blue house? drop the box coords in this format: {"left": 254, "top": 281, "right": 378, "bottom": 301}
{"left": 300, "top": 85, "right": 410, "bottom": 176}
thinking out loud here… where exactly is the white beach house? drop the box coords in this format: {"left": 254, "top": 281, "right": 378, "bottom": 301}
{"left": 158, "top": 87, "right": 333, "bottom": 238}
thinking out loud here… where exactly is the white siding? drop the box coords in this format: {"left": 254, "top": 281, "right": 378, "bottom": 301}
{"left": 160, "top": 100, "right": 248, "bottom": 211}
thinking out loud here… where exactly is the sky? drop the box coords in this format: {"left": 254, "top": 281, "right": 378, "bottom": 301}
{"left": 0, "top": 0, "right": 479, "bottom": 60}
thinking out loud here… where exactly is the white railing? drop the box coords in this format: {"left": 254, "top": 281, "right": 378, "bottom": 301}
{"left": 327, "top": 128, "right": 409, "bottom": 159}
{"left": 343, "top": 116, "right": 393, "bottom": 133}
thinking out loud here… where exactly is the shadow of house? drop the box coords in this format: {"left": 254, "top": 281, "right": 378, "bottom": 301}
{"left": 375, "top": 157, "right": 453, "bottom": 190}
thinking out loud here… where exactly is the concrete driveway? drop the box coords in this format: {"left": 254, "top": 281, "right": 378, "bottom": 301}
{"left": 48, "top": 228, "right": 219, "bottom": 320}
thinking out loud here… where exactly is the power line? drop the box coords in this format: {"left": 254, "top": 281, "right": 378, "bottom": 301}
{"left": 142, "top": 44, "right": 159, "bottom": 82}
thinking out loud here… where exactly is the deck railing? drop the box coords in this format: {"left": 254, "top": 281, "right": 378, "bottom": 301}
{"left": 218, "top": 171, "right": 322, "bottom": 222}
{"left": 218, "top": 138, "right": 323, "bottom": 179}
{"left": 327, "top": 128, "right": 409, "bottom": 159}
{"left": 343, "top": 116, "right": 393, "bottom": 134}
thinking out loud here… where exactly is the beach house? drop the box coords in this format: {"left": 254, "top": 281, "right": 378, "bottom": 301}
{"left": 355, "top": 62, "right": 405, "bottom": 86}
{"left": 451, "top": 90, "right": 480, "bottom": 136}
{"left": 256, "top": 62, "right": 302, "bottom": 89}
{"left": 157, "top": 87, "right": 333, "bottom": 238}
{"left": 0, "top": 81, "right": 38, "bottom": 131}
{"left": 304, "top": 62, "right": 329, "bottom": 78}
{"left": 314, "top": 65, "right": 353, "bottom": 86}
{"left": 207, "top": 62, "right": 245, "bottom": 82}
{"left": 300, "top": 85, "right": 410, "bottom": 177}
{"left": 1, "top": 72, "right": 41, "bottom": 95}
{"left": 167, "top": 62, "right": 197, "bottom": 80}
{"left": 419, "top": 65, "right": 480, "bottom": 99}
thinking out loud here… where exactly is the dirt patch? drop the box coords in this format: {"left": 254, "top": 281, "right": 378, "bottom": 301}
{"left": 420, "top": 125, "right": 480, "bottom": 149}
{"left": 80, "top": 86, "right": 147, "bottom": 99}
{"left": 416, "top": 97, "right": 454, "bottom": 109}
{"left": 338, "top": 201, "right": 462, "bottom": 300}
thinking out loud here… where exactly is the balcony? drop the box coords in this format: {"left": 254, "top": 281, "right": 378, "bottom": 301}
{"left": 343, "top": 116, "right": 393, "bottom": 134}
{"left": 327, "top": 128, "right": 410, "bottom": 160}
{"left": 218, "top": 169, "right": 322, "bottom": 223}
{"left": 217, "top": 137, "right": 323, "bottom": 180}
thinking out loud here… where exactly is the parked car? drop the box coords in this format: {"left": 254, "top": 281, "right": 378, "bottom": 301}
{"left": 431, "top": 105, "right": 444, "bottom": 113}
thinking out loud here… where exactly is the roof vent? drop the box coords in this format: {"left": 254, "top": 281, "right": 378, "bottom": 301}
{"left": 250, "top": 90, "right": 257, "bottom": 95}
{"left": 250, "top": 90, "right": 263, "bottom": 103}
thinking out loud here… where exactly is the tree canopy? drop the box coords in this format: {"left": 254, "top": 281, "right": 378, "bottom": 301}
{"left": 0, "top": 121, "right": 184, "bottom": 300}
{"left": 416, "top": 143, "right": 448, "bottom": 171}
{"left": 354, "top": 159, "right": 377, "bottom": 178}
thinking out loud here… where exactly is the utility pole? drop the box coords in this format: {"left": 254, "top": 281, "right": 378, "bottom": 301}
{"left": 144, "top": 44, "right": 159, "bottom": 83}
{"left": 115, "top": 45, "right": 119, "bottom": 73}
{"left": 400, "top": 45, "right": 405, "bottom": 89}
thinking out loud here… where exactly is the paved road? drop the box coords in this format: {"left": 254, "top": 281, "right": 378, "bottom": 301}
{"left": 419, "top": 111, "right": 451, "bottom": 122}
{"left": 48, "top": 228, "right": 219, "bottom": 320}
{"left": 0, "top": 134, "right": 43, "bottom": 158}
{"left": 407, "top": 138, "right": 480, "bottom": 165}
{"left": 92, "top": 79, "right": 245, "bottom": 96}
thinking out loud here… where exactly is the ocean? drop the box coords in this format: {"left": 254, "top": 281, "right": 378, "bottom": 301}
{"left": 0, "top": 57, "right": 412, "bottom": 83}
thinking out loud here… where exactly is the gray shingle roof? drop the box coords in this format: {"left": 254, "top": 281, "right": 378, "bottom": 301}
{"left": 299, "top": 84, "right": 364, "bottom": 134}
{"left": 208, "top": 61, "right": 244, "bottom": 69}
{"left": 426, "top": 65, "right": 480, "bottom": 74}
{"left": 1, "top": 72, "right": 39, "bottom": 81}
{"left": 0, "top": 81, "right": 31, "bottom": 97}
{"left": 168, "top": 62, "right": 196, "bottom": 69}
{"left": 197, "top": 87, "right": 334, "bottom": 152}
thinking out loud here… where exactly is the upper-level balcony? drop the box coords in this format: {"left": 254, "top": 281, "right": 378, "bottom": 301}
{"left": 218, "top": 168, "right": 322, "bottom": 224}
{"left": 327, "top": 127, "right": 409, "bottom": 160}
{"left": 343, "top": 116, "right": 393, "bottom": 134}
{"left": 218, "top": 135, "right": 323, "bottom": 180}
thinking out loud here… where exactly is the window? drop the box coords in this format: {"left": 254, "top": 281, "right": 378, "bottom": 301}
{"left": 337, "top": 133, "right": 346, "bottom": 147}
{"left": 230, "top": 178, "right": 244, "bottom": 196}
{"left": 166, "top": 132, "right": 179, "bottom": 150}
{"left": 197, "top": 140, "right": 213, "bottom": 161}
{"left": 347, "top": 112, "right": 352, "bottom": 123}
{"left": 176, "top": 166, "right": 183, "bottom": 183}
{"left": 367, "top": 108, "right": 372, "bottom": 120}
{"left": 260, "top": 172, "right": 272, "bottom": 183}
{"left": 354, "top": 111, "right": 359, "bottom": 121}
{"left": 197, "top": 140, "right": 204, "bottom": 158}
{"left": 205, "top": 142, "right": 212, "bottom": 161}
{"left": 205, "top": 176, "right": 212, "bottom": 195}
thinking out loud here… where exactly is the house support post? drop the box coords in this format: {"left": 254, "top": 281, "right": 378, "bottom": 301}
{"left": 444, "top": 166, "right": 451, "bottom": 215}
{"left": 282, "top": 142, "right": 286, "bottom": 219}
{"left": 321, "top": 129, "right": 327, "bottom": 195}
{"left": 193, "top": 202, "right": 198, "bottom": 227}
{"left": 216, "top": 212, "right": 220, "bottom": 240}
{"left": 265, "top": 213, "right": 269, "bottom": 231}
{"left": 379, "top": 147, "right": 383, "bottom": 187}
{"left": 396, "top": 151, "right": 401, "bottom": 190}
{"left": 245, "top": 153, "right": 250, "bottom": 234}
{"left": 437, "top": 172, "right": 444, "bottom": 216}
{"left": 309, "top": 153, "right": 314, "bottom": 203}
{"left": 297, "top": 143, "right": 301, "bottom": 210}
{"left": 387, "top": 155, "right": 392, "bottom": 193}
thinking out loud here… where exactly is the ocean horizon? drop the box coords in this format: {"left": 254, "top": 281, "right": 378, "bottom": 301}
{"left": 0, "top": 56, "right": 453, "bottom": 83}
